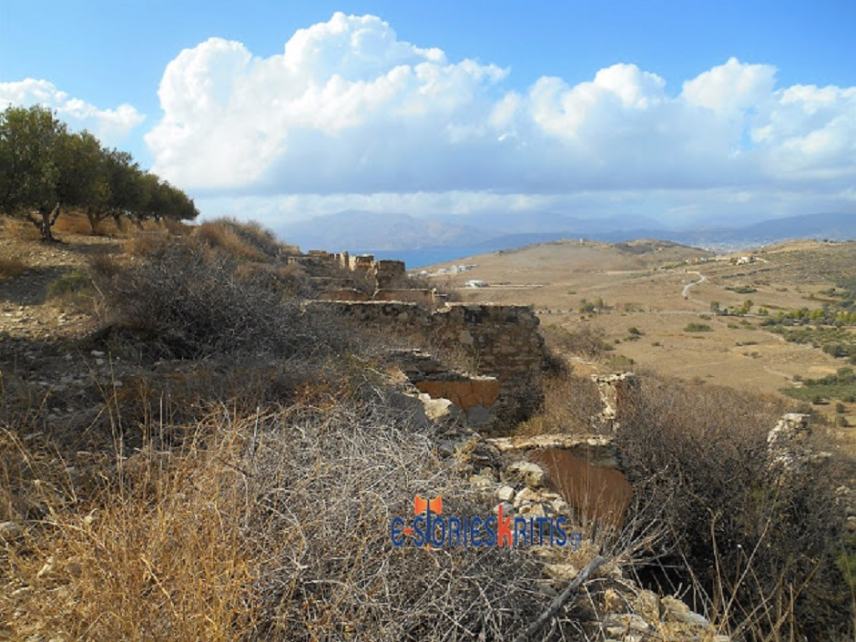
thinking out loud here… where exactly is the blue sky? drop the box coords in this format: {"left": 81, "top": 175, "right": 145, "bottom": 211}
{"left": 2, "top": 1, "right": 855, "bottom": 228}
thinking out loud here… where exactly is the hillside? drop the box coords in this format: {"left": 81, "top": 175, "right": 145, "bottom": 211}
{"left": 1, "top": 217, "right": 853, "bottom": 640}
{"left": 279, "top": 210, "right": 856, "bottom": 257}
{"left": 426, "top": 239, "right": 856, "bottom": 420}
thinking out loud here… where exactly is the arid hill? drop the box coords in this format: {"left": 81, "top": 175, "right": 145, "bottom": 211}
{"left": 1, "top": 218, "right": 853, "bottom": 641}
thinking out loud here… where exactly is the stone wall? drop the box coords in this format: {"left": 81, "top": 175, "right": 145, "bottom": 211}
{"left": 591, "top": 373, "right": 640, "bottom": 432}
{"left": 304, "top": 301, "right": 546, "bottom": 428}
{"left": 318, "top": 288, "right": 371, "bottom": 302}
{"left": 374, "top": 260, "right": 406, "bottom": 288}
{"left": 372, "top": 288, "right": 438, "bottom": 306}
{"left": 318, "top": 288, "right": 441, "bottom": 306}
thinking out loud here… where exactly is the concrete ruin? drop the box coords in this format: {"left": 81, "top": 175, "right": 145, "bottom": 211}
{"left": 304, "top": 301, "right": 546, "bottom": 429}
{"left": 390, "top": 349, "right": 500, "bottom": 428}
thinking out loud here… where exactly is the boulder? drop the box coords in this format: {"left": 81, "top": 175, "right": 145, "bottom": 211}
{"left": 504, "top": 460, "right": 546, "bottom": 488}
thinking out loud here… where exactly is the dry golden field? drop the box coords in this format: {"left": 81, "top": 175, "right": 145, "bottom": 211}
{"left": 427, "top": 239, "right": 856, "bottom": 428}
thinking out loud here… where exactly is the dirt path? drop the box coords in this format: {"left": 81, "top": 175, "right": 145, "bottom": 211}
{"left": 681, "top": 271, "right": 706, "bottom": 299}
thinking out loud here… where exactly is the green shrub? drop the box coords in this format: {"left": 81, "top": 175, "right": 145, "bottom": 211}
{"left": 684, "top": 322, "right": 713, "bottom": 332}
{"left": 47, "top": 269, "right": 92, "bottom": 299}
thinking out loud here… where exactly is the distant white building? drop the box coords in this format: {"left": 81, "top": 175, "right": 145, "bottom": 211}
{"left": 465, "top": 279, "right": 487, "bottom": 288}
{"left": 734, "top": 255, "right": 758, "bottom": 265}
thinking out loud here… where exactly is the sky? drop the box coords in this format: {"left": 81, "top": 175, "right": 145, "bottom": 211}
{"left": 1, "top": 0, "right": 855, "bottom": 229}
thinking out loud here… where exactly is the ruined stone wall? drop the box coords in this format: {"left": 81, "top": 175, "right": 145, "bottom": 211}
{"left": 591, "top": 373, "right": 641, "bottom": 433}
{"left": 374, "top": 260, "right": 406, "bottom": 288}
{"left": 304, "top": 301, "right": 546, "bottom": 429}
{"left": 318, "top": 288, "right": 371, "bottom": 302}
{"left": 372, "top": 288, "right": 438, "bottom": 306}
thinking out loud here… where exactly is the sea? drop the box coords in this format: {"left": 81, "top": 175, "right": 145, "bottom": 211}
{"left": 350, "top": 246, "right": 495, "bottom": 270}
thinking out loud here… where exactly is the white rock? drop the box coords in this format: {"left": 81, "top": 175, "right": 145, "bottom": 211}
{"left": 517, "top": 502, "right": 546, "bottom": 518}
{"left": 513, "top": 487, "right": 542, "bottom": 507}
{"left": 496, "top": 485, "right": 515, "bottom": 502}
{"left": 469, "top": 474, "right": 494, "bottom": 490}
{"left": 505, "top": 461, "right": 546, "bottom": 488}
{"left": 417, "top": 393, "right": 456, "bottom": 422}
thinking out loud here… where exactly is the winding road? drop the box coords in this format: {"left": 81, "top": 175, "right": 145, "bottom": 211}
{"left": 682, "top": 271, "right": 707, "bottom": 299}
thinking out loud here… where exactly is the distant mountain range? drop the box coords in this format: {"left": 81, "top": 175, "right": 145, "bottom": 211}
{"left": 278, "top": 211, "right": 856, "bottom": 257}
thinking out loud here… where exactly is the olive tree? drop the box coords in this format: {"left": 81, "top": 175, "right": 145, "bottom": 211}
{"left": 1, "top": 104, "right": 197, "bottom": 239}
{"left": 0, "top": 105, "right": 68, "bottom": 241}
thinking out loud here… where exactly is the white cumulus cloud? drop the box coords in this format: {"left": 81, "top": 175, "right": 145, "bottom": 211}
{"left": 143, "top": 12, "right": 855, "bottom": 220}
{"left": 0, "top": 78, "right": 145, "bottom": 145}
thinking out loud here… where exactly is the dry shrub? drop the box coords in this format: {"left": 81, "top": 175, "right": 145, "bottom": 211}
{"left": 97, "top": 241, "right": 294, "bottom": 358}
{"left": 1, "top": 400, "right": 571, "bottom": 641}
{"left": 124, "top": 229, "right": 171, "bottom": 257}
{"left": 0, "top": 256, "right": 26, "bottom": 279}
{"left": 1, "top": 217, "right": 40, "bottom": 241}
{"left": 87, "top": 252, "right": 123, "bottom": 280}
{"left": 161, "top": 217, "right": 192, "bottom": 236}
{"left": 95, "top": 239, "right": 347, "bottom": 361}
{"left": 245, "top": 402, "right": 557, "bottom": 640}
{"left": 516, "top": 371, "right": 602, "bottom": 437}
{"left": 544, "top": 324, "right": 613, "bottom": 359}
{"left": 234, "top": 261, "right": 312, "bottom": 298}
{"left": 195, "top": 218, "right": 283, "bottom": 262}
{"left": 52, "top": 210, "right": 96, "bottom": 235}
{"left": 618, "top": 376, "right": 853, "bottom": 640}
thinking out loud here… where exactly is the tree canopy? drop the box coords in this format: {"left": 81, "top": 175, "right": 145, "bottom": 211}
{"left": 0, "top": 105, "right": 198, "bottom": 240}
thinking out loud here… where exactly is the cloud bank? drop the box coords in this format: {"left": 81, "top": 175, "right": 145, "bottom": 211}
{"left": 0, "top": 78, "right": 145, "bottom": 145}
{"left": 145, "top": 11, "right": 856, "bottom": 216}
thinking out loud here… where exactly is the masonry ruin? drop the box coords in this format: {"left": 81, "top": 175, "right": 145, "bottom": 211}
{"left": 283, "top": 248, "right": 548, "bottom": 430}
{"left": 287, "top": 249, "right": 433, "bottom": 302}
{"left": 590, "top": 372, "right": 641, "bottom": 433}
{"left": 305, "top": 300, "right": 546, "bottom": 429}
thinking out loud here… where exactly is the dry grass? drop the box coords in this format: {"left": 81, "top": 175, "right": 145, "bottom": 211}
{"left": 0, "top": 399, "right": 572, "bottom": 641}
{"left": 516, "top": 371, "right": 602, "bottom": 436}
{"left": 52, "top": 210, "right": 102, "bottom": 235}
{"left": 1, "top": 419, "right": 256, "bottom": 640}
{"left": 195, "top": 218, "right": 285, "bottom": 262}
{"left": 543, "top": 325, "right": 613, "bottom": 359}
{"left": 124, "top": 229, "right": 173, "bottom": 257}
{"left": 45, "top": 269, "right": 96, "bottom": 311}
{"left": 617, "top": 376, "right": 853, "bottom": 640}
{"left": 0, "top": 256, "right": 26, "bottom": 279}
{"left": 1, "top": 217, "right": 41, "bottom": 241}
{"left": 161, "top": 218, "right": 193, "bottom": 236}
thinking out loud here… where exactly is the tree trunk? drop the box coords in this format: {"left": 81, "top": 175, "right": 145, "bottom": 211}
{"left": 37, "top": 203, "right": 62, "bottom": 242}
{"left": 86, "top": 208, "right": 99, "bottom": 235}
{"left": 40, "top": 210, "right": 54, "bottom": 241}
